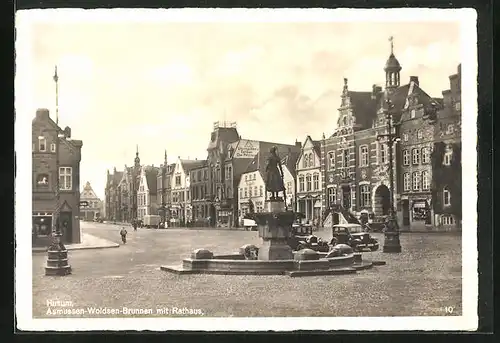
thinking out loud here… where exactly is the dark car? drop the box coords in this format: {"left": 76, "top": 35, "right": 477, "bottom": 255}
{"left": 288, "top": 223, "right": 330, "bottom": 252}
{"left": 330, "top": 224, "right": 379, "bottom": 252}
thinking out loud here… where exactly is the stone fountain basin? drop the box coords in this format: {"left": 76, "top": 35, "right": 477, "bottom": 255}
{"left": 160, "top": 250, "right": 385, "bottom": 278}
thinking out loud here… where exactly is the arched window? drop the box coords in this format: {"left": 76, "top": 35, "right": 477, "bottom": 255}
{"left": 306, "top": 174, "right": 312, "bottom": 192}
{"left": 443, "top": 187, "right": 451, "bottom": 206}
{"left": 302, "top": 155, "right": 308, "bottom": 168}
{"left": 309, "top": 154, "right": 314, "bottom": 167}
{"left": 417, "top": 129, "right": 423, "bottom": 139}
{"left": 313, "top": 173, "right": 319, "bottom": 190}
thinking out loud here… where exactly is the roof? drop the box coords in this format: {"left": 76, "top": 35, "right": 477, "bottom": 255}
{"left": 112, "top": 172, "right": 123, "bottom": 185}
{"left": 243, "top": 142, "right": 301, "bottom": 177}
{"left": 281, "top": 150, "right": 301, "bottom": 177}
{"left": 348, "top": 91, "right": 379, "bottom": 131}
{"left": 376, "top": 84, "right": 411, "bottom": 122}
{"left": 144, "top": 166, "right": 159, "bottom": 194}
{"left": 206, "top": 127, "right": 240, "bottom": 151}
{"left": 384, "top": 53, "right": 402, "bottom": 71}
{"left": 180, "top": 159, "right": 206, "bottom": 172}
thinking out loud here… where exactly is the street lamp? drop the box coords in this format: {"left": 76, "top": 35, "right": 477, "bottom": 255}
{"left": 376, "top": 98, "right": 402, "bottom": 253}
{"left": 43, "top": 129, "right": 72, "bottom": 275}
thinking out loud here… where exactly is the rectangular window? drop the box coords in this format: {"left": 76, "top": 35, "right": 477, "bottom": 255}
{"left": 50, "top": 143, "right": 56, "bottom": 152}
{"left": 410, "top": 109, "right": 416, "bottom": 118}
{"left": 59, "top": 167, "right": 72, "bottom": 190}
{"left": 403, "top": 150, "right": 410, "bottom": 166}
{"left": 379, "top": 143, "right": 387, "bottom": 164}
{"left": 328, "top": 151, "right": 335, "bottom": 170}
{"left": 313, "top": 174, "right": 319, "bottom": 190}
{"left": 359, "top": 185, "right": 371, "bottom": 207}
{"left": 186, "top": 190, "right": 190, "bottom": 201}
{"left": 412, "top": 149, "right": 421, "bottom": 165}
{"left": 306, "top": 175, "right": 312, "bottom": 192}
{"left": 359, "top": 146, "right": 369, "bottom": 167}
{"left": 443, "top": 188, "right": 451, "bottom": 206}
{"left": 38, "top": 137, "right": 46, "bottom": 152}
{"left": 244, "top": 188, "right": 248, "bottom": 198}
{"left": 175, "top": 175, "right": 181, "bottom": 186}
{"left": 249, "top": 187, "right": 253, "bottom": 198}
{"left": 443, "top": 148, "right": 453, "bottom": 166}
{"left": 260, "top": 186, "right": 264, "bottom": 196}
{"left": 403, "top": 173, "right": 411, "bottom": 191}
{"left": 422, "top": 147, "right": 431, "bottom": 164}
{"left": 299, "top": 177, "right": 304, "bottom": 192}
{"left": 412, "top": 172, "right": 420, "bottom": 191}
{"left": 422, "top": 171, "right": 430, "bottom": 190}
{"left": 455, "top": 102, "right": 461, "bottom": 112}
{"left": 328, "top": 187, "right": 337, "bottom": 207}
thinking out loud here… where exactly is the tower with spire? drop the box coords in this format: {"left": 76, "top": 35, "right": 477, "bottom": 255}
{"left": 384, "top": 36, "right": 402, "bottom": 92}
{"left": 134, "top": 144, "right": 141, "bottom": 168}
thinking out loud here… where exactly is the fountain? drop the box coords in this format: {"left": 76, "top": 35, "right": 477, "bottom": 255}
{"left": 161, "top": 147, "right": 385, "bottom": 277}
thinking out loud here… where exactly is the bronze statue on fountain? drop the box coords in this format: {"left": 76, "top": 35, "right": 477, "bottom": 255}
{"left": 265, "top": 146, "right": 286, "bottom": 202}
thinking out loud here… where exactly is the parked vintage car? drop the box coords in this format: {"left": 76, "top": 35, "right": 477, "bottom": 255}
{"left": 288, "top": 223, "right": 330, "bottom": 252}
{"left": 330, "top": 223, "right": 379, "bottom": 252}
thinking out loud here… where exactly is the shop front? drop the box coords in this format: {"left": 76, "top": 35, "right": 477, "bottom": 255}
{"left": 32, "top": 211, "right": 53, "bottom": 247}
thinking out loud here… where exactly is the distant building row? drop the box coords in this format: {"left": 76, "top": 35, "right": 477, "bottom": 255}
{"left": 104, "top": 44, "right": 462, "bottom": 231}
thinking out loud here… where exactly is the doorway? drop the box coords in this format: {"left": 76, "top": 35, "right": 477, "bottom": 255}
{"left": 209, "top": 204, "right": 216, "bottom": 227}
{"left": 59, "top": 211, "right": 73, "bottom": 243}
{"left": 402, "top": 199, "right": 410, "bottom": 226}
{"left": 341, "top": 185, "right": 351, "bottom": 209}
{"left": 374, "top": 185, "right": 391, "bottom": 216}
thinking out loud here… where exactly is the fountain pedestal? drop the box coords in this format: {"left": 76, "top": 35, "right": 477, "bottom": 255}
{"left": 255, "top": 200, "right": 294, "bottom": 261}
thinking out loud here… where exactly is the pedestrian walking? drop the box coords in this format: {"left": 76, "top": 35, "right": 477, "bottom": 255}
{"left": 120, "top": 227, "right": 128, "bottom": 244}
{"left": 133, "top": 219, "right": 137, "bottom": 231}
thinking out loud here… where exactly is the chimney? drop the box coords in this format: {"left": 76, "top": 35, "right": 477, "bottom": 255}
{"left": 36, "top": 108, "right": 50, "bottom": 120}
{"left": 457, "top": 64, "right": 461, "bottom": 75}
{"left": 295, "top": 141, "right": 301, "bottom": 148}
{"left": 371, "top": 84, "right": 378, "bottom": 99}
{"left": 410, "top": 76, "right": 419, "bottom": 86}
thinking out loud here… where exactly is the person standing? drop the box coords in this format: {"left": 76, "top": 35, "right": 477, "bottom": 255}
{"left": 132, "top": 219, "right": 137, "bottom": 231}
{"left": 120, "top": 227, "right": 128, "bottom": 244}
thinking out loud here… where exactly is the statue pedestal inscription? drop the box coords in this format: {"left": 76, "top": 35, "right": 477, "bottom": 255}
{"left": 255, "top": 200, "right": 294, "bottom": 261}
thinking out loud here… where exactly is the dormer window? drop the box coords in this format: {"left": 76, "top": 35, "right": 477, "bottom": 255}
{"left": 38, "top": 137, "right": 46, "bottom": 152}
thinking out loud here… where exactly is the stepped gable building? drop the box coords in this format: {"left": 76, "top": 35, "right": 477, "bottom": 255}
{"left": 169, "top": 157, "right": 205, "bottom": 226}
{"left": 295, "top": 136, "right": 323, "bottom": 223}
{"left": 79, "top": 181, "right": 102, "bottom": 221}
{"left": 430, "top": 64, "right": 462, "bottom": 230}
{"left": 104, "top": 168, "right": 123, "bottom": 221}
{"left": 137, "top": 164, "right": 159, "bottom": 220}
{"left": 322, "top": 39, "right": 443, "bottom": 230}
{"left": 189, "top": 159, "right": 210, "bottom": 226}
{"left": 32, "top": 108, "right": 83, "bottom": 245}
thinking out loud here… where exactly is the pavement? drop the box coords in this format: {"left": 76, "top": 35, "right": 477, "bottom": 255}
{"left": 32, "top": 231, "right": 119, "bottom": 253}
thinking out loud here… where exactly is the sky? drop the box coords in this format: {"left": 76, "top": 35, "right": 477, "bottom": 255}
{"left": 18, "top": 10, "right": 462, "bottom": 199}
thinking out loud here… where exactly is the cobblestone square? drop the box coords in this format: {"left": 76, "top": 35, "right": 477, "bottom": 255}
{"left": 32, "top": 222, "right": 462, "bottom": 318}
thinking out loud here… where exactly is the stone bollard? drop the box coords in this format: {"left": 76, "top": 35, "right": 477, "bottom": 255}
{"left": 191, "top": 248, "right": 214, "bottom": 259}
{"left": 294, "top": 248, "right": 320, "bottom": 261}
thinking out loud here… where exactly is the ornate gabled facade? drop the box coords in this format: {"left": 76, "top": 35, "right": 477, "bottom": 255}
{"left": 296, "top": 135, "right": 323, "bottom": 224}
{"left": 79, "top": 181, "right": 102, "bottom": 221}
{"left": 137, "top": 165, "right": 159, "bottom": 220}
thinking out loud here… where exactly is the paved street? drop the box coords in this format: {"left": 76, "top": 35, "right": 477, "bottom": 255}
{"left": 33, "top": 221, "right": 462, "bottom": 318}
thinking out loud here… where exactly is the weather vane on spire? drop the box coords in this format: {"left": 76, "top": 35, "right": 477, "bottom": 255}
{"left": 389, "top": 36, "right": 394, "bottom": 54}
{"left": 53, "top": 65, "right": 59, "bottom": 125}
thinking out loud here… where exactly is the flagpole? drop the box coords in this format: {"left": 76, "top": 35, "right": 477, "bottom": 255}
{"left": 53, "top": 65, "right": 59, "bottom": 125}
